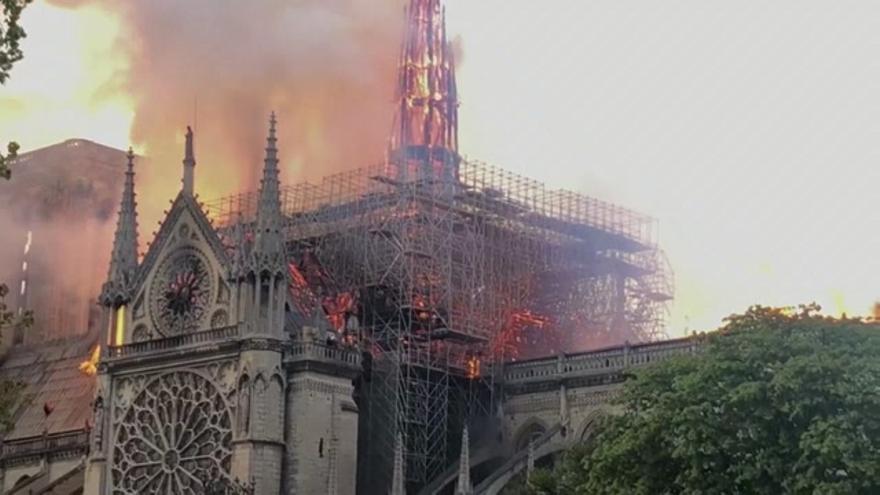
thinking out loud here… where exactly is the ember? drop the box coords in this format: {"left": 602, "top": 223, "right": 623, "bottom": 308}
{"left": 465, "top": 355, "right": 480, "bottom": 379}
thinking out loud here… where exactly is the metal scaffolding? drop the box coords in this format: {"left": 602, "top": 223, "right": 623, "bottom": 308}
{"left": 204, "top": 2, "right": 670, "bottom": 491}
{"left": 205, "top": 156, "right": 673, "bottom": 491}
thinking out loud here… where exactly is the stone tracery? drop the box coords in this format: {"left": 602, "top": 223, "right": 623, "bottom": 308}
{"left": 150, "top": 247, "right": 214, "bottom": 336}
{"left": 111, "top": 371, "right": 233, "bottom": 494}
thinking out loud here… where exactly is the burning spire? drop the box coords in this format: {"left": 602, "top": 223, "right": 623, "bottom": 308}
{"left": 100, "top": 148, "right": 139, "bottom": 307}
{"left": 389, "top": 0, "right": 460, "bottom": 183}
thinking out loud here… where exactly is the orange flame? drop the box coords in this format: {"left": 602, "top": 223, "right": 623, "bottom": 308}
{"left": 323, "top": 292, "right": 355, "bottom": 332}
{"left": 491, "top": 309, "right": 552, "bottom": 361}
{"left": 78, "top": 345, "right": 101, "bottom": 377}
{"left": 466, "top": 355, "right": 480, "bottom": 379}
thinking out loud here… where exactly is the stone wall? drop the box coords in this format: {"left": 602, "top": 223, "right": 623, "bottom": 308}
{"left": 284, "top": 372, "right": 358, "bottom": 495}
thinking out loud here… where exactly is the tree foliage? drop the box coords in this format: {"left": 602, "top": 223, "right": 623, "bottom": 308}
{"left": 0, "top": 377, "right": 21, "bottom": 432}
{"left": 0, "top": 282, "right": 31, "bottom": 331}
{"left": 0, "top": 283, "right": 13, "bottom": 329}
{"left": 1, "top": 0, "right": 31, "bottom": 180}
{"left": 518, "top": 305, "right": 880, "bottom": 495}
{"left": 0, "top": 0, "right": 30, "bottom": 84}
{"left": 0, "top": 0, "right": 30, "bottom": 321}
{"left": 0, "top": 0, "right": 32, "bottom": 433}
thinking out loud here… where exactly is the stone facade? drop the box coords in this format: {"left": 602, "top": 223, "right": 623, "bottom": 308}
{"left": 79, "top": 120, "right": 361, "bottom": 495}
{"left": 0, "top": 130, "right": 689, "bottom": 493}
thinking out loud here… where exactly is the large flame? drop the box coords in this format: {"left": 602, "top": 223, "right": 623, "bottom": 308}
{"left": 78, "top": 344, "right": 101, "bottom": 377}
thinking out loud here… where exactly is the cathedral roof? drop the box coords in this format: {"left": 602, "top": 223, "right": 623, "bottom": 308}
{"left": 0, "top": 333, "right": 97, "bottom": 441}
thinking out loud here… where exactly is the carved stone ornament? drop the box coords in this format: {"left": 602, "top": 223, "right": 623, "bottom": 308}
{"left": 150, "top": 247, "right": 214, "bottom": 336}
{"left": 92, "top": 394, "right": 106, "bottom": 453}
{"left": 111, "top": 371, "right": 233, "bottom": 494}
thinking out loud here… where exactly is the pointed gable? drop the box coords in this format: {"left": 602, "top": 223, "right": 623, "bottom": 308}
{"left": 128, "top": 191, "right": 233, "bottom": 339}
{"left": 135, "top": 191, "right": 230, "bottom": 288}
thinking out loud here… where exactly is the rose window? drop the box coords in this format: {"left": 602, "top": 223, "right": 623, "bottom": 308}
{"left": 112, "top": 371, "right": 233, "bottom": 494}
{"left": 150, "top": 248, "right": 213, "bottom": 335}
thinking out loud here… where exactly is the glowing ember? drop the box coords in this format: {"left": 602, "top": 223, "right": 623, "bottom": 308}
{"left": 322, "top": 292, "right": 355, "bottom": 332}
{"left": 465, "top": 355, "right": 480, "bottom": 379}
{"left": 288, "top": 262, "right": 319, "bottom": 317}
{"left": 79, "top": 345, "right": 101, "bottom": 377}
{"left": 491, "top": 309, "right": 552, "bottom": 361}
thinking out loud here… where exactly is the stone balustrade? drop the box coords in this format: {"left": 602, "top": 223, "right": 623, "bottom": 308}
{"left": 1, "top": 431, "right": 89, "bottom": 461}
{"left": 104, "top": 324, "right": 362, "bottom": 370}
{"left": 105, "top": 326, "right": 695, "bottom": 380}
{"left": 107, "top": 324, "right": 241, "bottom": 359}
{"left": 500, "top": 336, "right": 698, "bottom": 385}
{"left": 286, "top": 341, "right": 360, "bottom": 367}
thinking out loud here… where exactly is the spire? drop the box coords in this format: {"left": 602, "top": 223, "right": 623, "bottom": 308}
{"left": 455, "top": 426, "right": 473, "bottom": 495}
{"left": 250, "top": 112, "right": 286, "bottom": 274}
{"left": 100, "top": 147, "right": 139, "bottom": 306}
{"left": 182, "top": 125, "right": 195, "bottom": 195}
{"left": 390, "top": 432, "right": 406, "bottom": 495}
{"left": 390, "top": 0, "right": 460, "bottom": 182}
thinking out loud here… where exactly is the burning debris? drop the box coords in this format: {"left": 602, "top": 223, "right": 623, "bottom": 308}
{"left": 491, "top": 309, "right": 552, "bottom": 361}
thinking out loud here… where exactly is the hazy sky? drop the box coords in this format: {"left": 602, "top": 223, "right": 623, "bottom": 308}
{"left": 2, "top": 1, "right": 878, "bottom": 334}
{"left": 448, "top": 0, "right": 880, "bottom": 332}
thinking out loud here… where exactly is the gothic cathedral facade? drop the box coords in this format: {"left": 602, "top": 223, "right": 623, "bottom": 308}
{"left": 84, "top": 118, "right": 361, "bottom": 494}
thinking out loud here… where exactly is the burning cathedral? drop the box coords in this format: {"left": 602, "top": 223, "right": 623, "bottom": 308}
{"left": 0, "top": 0, "right": 674, "bottom": 493}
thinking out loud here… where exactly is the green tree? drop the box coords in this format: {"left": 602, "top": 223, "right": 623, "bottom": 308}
{"left": 1, "top": 0, "right": 32, "bottom": 179}
{"left": 0, "top": 0, "right": 32, "bottom": 433}
{"left": 0, "top": 283, "right": 14, "bottom": 329}
{"left": 0, "top": 0, "right": 32, "bottom": 318}
{"left": 501, "top": 443, "right": 594, "bottom": 495}
{"left": 0, "top": 0, "right": 30, "bottom": 83}
{"left": 517, "top": 305, "right": 880, "bottom": 495}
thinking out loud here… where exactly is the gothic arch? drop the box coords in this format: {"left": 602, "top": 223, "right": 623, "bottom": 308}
{"left": 576, "top": 409, "right": 608, "bottom": 443}
{"left": 266, "top": 373, "right": 284, "bottom": 433}
{"left": 513, "top": 418, "right": 550, "bottom": 452}
{"left": 252, "top": 374, "right": 268, "bottom": 437}
{"left": 253, "top": 373, "right": 268, "bottom": 392}
{"left": 13, "top": 475, "right": 31, "bottom": 490}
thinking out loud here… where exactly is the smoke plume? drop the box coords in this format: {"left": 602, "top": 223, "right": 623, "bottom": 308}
{"left": 0, "top": 152, "right": 124, "bottom": 342}
{"left": 49, "top": 0, "right": 406, "bottom": 227}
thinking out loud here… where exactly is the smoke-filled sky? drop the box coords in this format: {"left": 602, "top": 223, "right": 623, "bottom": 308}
{"left": 1, "top": 0, "right": 878, "bottom": 334}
